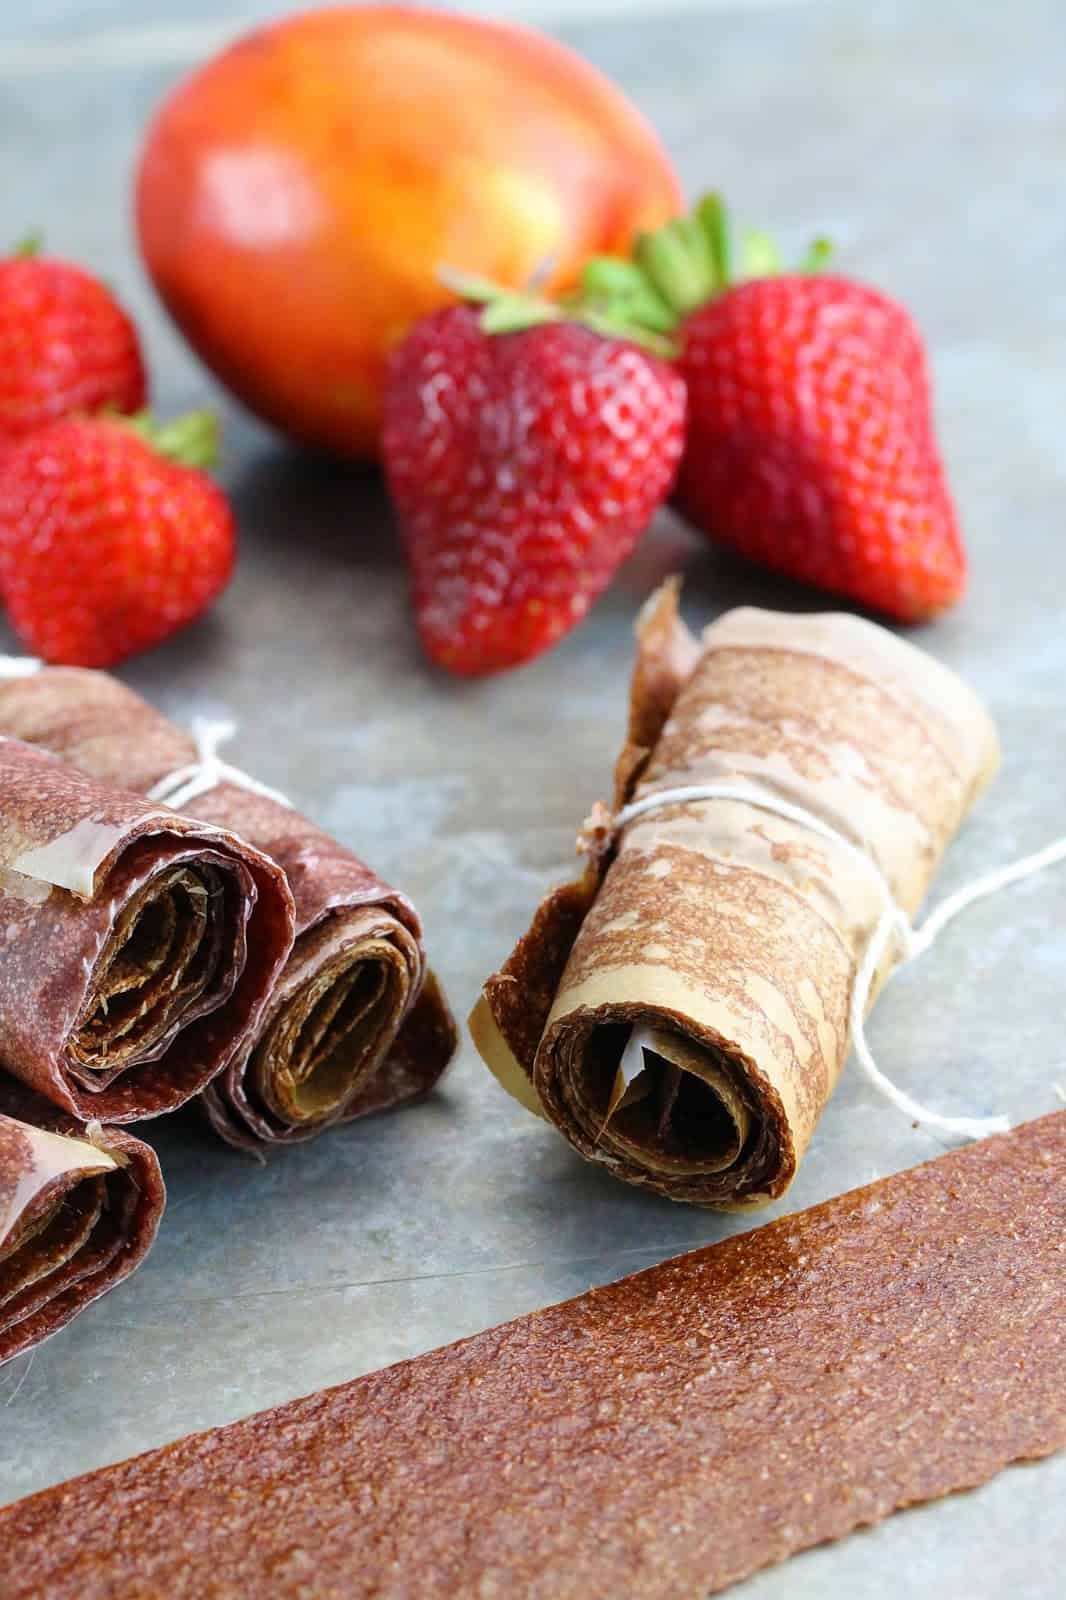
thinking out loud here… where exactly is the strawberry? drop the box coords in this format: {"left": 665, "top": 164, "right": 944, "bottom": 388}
{"left": 0, "top": 413, "right": 235, "bottom": 667}
{"left": 383, "top": 294, "right": 686, "bottom": 675}
{"left": 0, "top": 239, "right": 146, "bottom": 449}
{"left": 584, "top": 197, "right": 966, "bottom": 622}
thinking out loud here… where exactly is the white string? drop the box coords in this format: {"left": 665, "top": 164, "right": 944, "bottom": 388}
{"left": 0, "top": 656, "right": 290, "bottom": 813}
{"left": 612, "top": 781, "right": 1065, "bottom": 1141}
{"left": 147, "top": 717, "right": 291, "bottom": 812}
{"left": 907, "top": 835, "right": 1066, "bottom": 958}
{"left": 616, "top": 782, "right": 910, "bottom": 943}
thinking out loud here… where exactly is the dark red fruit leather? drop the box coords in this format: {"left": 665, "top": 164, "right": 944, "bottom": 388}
{"left": 0, "top": 736, "right": 294, "bottom": 1122}
{"left": 0, "top": 669, "right": 457, "bottom": 1150}
{"left": 0, "top": 1077, "right": 163, "bottom": 1366}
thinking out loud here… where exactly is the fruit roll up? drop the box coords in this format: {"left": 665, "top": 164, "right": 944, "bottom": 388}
{"left": 0, "top": 1077, "right": 164, "bottom": 1366}
{"left": 1, "top": 1114, "right": 1061, "bottom": 1597}
{"left": 471, "top": 582, "right": 1000, "bottom": 1208}
{"left": 0, "top": 669, "right": 458, "bottom": 1152}
{"left": 0, "top": 736, "right": 294, "bottom": 1123}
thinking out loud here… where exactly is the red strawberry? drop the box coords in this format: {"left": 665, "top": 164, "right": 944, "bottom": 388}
{"left": 0, "top": 240, "right": 146, "bottom": 448}
{"left": 588, "top": 197, "right": 966, "bottom": 622}
{"left": 383, "top": 300, "right": 686, "bottom": 675}
{"left": 0, "top": 413, "right": 235, "bottom": 667}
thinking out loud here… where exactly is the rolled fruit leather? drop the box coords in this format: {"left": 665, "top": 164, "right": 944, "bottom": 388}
{"left": 1, "top": 1076, "right": 164, "bottom": 1366}
{"left": 471, "top": 581, "right": 1001, "bottom": 1208}
{"left": 0, "top": 669, "right": 458, "bottom": 1152}
{"left": 0, "top": 736, "right": 294, "bottom": 1124}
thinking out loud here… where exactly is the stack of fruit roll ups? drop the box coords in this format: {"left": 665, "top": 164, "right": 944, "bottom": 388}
{"left": 0, "top": 736, "right": 294, "bottom": 1123}
{"left": 1, "top": 1077, "right": 163, "bottom": 1366}
{"left": 472, "top": 582, "right": 1000, "bottom": 1208}
{"left": 0, "top": 669, "right": 458, "bottom": 1152}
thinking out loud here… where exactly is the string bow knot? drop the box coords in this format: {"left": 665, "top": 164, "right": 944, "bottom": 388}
{"left": 147, "top": 717, "right": 290, "bottom": 812}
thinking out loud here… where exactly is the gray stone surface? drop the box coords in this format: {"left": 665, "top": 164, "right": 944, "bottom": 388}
{"left": 0, "top": 1, "right": 1063, "bottom": 1595}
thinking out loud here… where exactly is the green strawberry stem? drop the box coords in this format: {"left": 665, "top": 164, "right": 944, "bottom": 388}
{"left": 124, "top": 409, "right": 220, "bottom": 471}
{"left": 798, "top": 235, "right": 834, "bottom": 273}
{"left": 11, "top": 231, "right": 43, "bottom": 259}
{"left": 581, "top": 193, "right": 835, "bottom": 339}
{"left": 436, "top": 265, "right": 677, "bottom": 356}
{"left": 436, "top": 197, "right": 831, "bottom": 354}
{"left": 636, "top": 220, "right": 719, "bottom": 318}
{"left": 736, "top": 227, "right": 782, "bottom": 279}
{"left": 696, "top": 194, "right": 732, "bottom": 287}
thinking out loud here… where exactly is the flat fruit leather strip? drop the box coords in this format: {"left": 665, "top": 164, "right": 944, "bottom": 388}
{"left": 0, "top": 737, "right": 294, "bottom": 1123}
{"left": 0, "top": 1077, "right": 163, "bottom": 1366}
{"left": 471, "top": 581, "right": 1001, "bottom": 1207}
{"left": 1, "top": 1114, "right": 1062, "bottom": 1598}
{"left": 0, "top": 670, "right": 458, "bottom": 1151}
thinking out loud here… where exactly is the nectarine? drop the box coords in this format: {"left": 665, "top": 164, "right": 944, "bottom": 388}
{"left": 136, "top": 6, "right": 682, "bottom": 457}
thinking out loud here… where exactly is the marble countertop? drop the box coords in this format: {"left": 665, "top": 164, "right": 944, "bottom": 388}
{"left": 0, "top": 3, "right": 1063, "bottom": 1595}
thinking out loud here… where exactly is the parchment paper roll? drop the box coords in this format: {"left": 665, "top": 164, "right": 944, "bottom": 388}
{"left": 0, "top": 1078, "right": 164, "bottom": 1366}
{"left": 0, "top": 671, "right": 458, "bottom": 1151}
{"left": 472, "top": 582, "right": 1001, "bottom": 1207}
{"left": 0, "top": 737, "right": 294, "bottom": 1123}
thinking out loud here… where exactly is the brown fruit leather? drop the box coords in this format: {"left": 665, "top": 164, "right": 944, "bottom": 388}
{"left": 0, "top": 669, "right": 458, "bottom": 1150}
{"left": 0, "top": 736, "right": 294, "bottom": 1122}
{"left": 0, "top": 1077, "right": 163, "bottom": 1367}
{"left": 0, "top": 1113, "right": 1061, "bottom": 1598}
{"left": 472, "top": 582, "right": 1001, "bottom": 1206}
